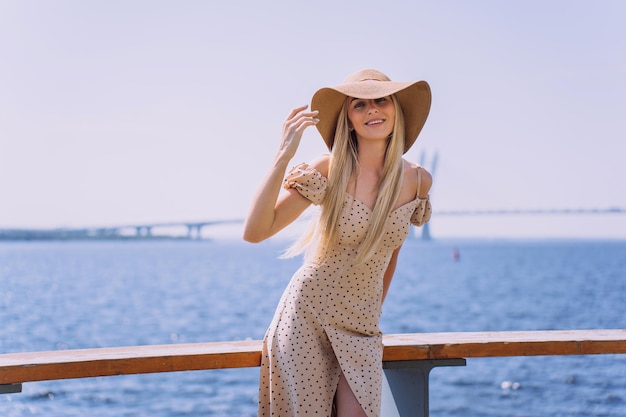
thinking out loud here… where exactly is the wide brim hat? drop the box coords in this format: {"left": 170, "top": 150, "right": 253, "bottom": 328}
{"left": 310, "top": 69, "right": 431, "bottom": 153}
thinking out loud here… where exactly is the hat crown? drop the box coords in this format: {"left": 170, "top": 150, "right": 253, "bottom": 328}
{"left": 343, "top": 69, "right": 391, "bottom": 84}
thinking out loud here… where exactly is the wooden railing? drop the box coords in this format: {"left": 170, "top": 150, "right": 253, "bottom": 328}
{"left": 2, "top": 330, "right": 626, "bottom": 416}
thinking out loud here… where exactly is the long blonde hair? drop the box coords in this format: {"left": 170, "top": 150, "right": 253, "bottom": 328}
{"left": 285, "top": 95, "right": 406, "bottom": 264}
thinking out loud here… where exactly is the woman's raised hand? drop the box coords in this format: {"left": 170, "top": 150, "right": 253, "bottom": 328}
{"left": 243, "top": 105, "right": 319, "bottom": 243}
{"left": 277, "top": 105, "right": 319, "bottom": 162}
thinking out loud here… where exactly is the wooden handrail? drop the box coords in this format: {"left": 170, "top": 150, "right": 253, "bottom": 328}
{"left": 1, "top": 329, "right": 625, "bottom": 386}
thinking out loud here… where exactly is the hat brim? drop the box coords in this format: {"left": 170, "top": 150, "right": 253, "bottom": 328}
{"left": 311, "top": 80, "right": 431, "bottom": 153}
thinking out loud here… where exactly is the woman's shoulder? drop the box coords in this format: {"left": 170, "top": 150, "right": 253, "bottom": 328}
{"left": 284, "top": 154, "right": 330, "bottom": 188}
{"left": 307, "top": 153, "right": 330, "bottom": 178}
{"left": 403, "top": 159, "right": 432, "bottom": 198}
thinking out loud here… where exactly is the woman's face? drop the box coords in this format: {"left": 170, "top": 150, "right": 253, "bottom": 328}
{"left": 347, "top": 96, "right": 396, "bottom": 143}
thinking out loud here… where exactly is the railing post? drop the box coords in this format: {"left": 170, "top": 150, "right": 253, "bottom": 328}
{"left": 0, "top": 383, "right": 22, "bottom": 394}
{"left": 382, "top": 359, "right": 466, "bottom": 417}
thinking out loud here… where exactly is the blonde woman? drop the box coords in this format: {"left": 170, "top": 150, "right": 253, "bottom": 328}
{"left": 244, "top": 69, "right": 433, "bottom": 417}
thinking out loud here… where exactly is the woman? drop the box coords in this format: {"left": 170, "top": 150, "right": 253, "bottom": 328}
{"left": 243, "top": 69, "right": 433, "bottom": 417}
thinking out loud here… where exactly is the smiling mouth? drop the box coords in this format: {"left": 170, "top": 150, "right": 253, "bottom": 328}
{"left": 365, "top": 119, "right": 384, "bottom": 126}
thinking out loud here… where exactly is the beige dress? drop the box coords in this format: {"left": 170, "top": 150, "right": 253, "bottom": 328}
{"left": 258, "top": 163, "right": 431, "bottom": 417}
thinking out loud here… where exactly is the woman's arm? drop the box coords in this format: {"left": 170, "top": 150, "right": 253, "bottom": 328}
{"left": 242, "top": 106, "right": 319, "bottom": 243}
{"left": 382, "top": 246, "right": 402, "bottom": 303}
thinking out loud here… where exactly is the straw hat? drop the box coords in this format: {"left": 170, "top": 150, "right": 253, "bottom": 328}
{"left": 310, "top": 69, "right": 431, "bottom": 153}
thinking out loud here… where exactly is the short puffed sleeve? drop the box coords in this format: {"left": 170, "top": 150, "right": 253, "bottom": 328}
{"left": 411, "top": 196, "right": 432, "bottom": 226}
{"left": 283, "top": 163, "right": 328, "bottom": 205}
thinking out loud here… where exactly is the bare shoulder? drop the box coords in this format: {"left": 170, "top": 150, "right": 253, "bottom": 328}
{"left": 404, "top": 159, "right": 432, "bottom": 198}
{"left": 309, "top": 153, "right": 330, "bottom": 178}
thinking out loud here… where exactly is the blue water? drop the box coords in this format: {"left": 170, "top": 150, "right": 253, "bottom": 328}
{"left": 1, "top": 238, "right": 625, "bottom": 416}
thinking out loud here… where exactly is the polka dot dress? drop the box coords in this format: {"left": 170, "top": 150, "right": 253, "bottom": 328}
{"left": 258, "top": 163, "right": 431, "bottom": 417}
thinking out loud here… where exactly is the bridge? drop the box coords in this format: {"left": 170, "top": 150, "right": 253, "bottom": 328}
{"left": 1, "top": 206, "right": 624, "bottom": 241}
{"left": 435, "top": 207, "right": 626, "bottom": 216}
{"left": 0, "top": 219, "right": 244, "bottom": 241}
{"left": 419, "top": 206, "right": 626, "bottom": 240}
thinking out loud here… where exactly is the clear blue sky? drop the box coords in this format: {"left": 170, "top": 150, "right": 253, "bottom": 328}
{"left": 1, "top": 1, "right": 625, "bottom": 239}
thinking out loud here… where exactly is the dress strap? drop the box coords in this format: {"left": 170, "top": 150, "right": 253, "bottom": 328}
{"left": 416, "top": 167, "right": 422, "bottom": 197}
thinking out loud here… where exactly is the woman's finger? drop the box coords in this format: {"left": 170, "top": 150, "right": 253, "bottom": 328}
{"left": 291, "top": 114, "right": 319, "bottom": 134}
{"left": 286, "top": 105, "right": 309, "bottom": 120}
{"left": 283, "top": 110, "right": 318, "bottom": 135}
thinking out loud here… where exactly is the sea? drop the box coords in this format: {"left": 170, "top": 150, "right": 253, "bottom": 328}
{"left": 1, "top": 237, "right": 625, "bottom": 417}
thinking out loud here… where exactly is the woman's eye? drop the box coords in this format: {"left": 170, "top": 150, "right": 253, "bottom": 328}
{"left": 375, "top": 97, "right": 388, "bottom": 104}
{"left": 353, "top": 102, "right": 365, "bottom": 109}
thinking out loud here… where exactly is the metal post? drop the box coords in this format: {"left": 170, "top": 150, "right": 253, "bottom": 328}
{"left": 382, "top": 359, "right": 466, "bottom": 417}
{"left": 0, "top": 384, "right": 22, "bottom": 394}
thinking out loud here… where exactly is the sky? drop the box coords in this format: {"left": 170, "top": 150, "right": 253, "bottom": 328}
{"left": 1, "top": 0, "right": 625, "bottom": 239}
